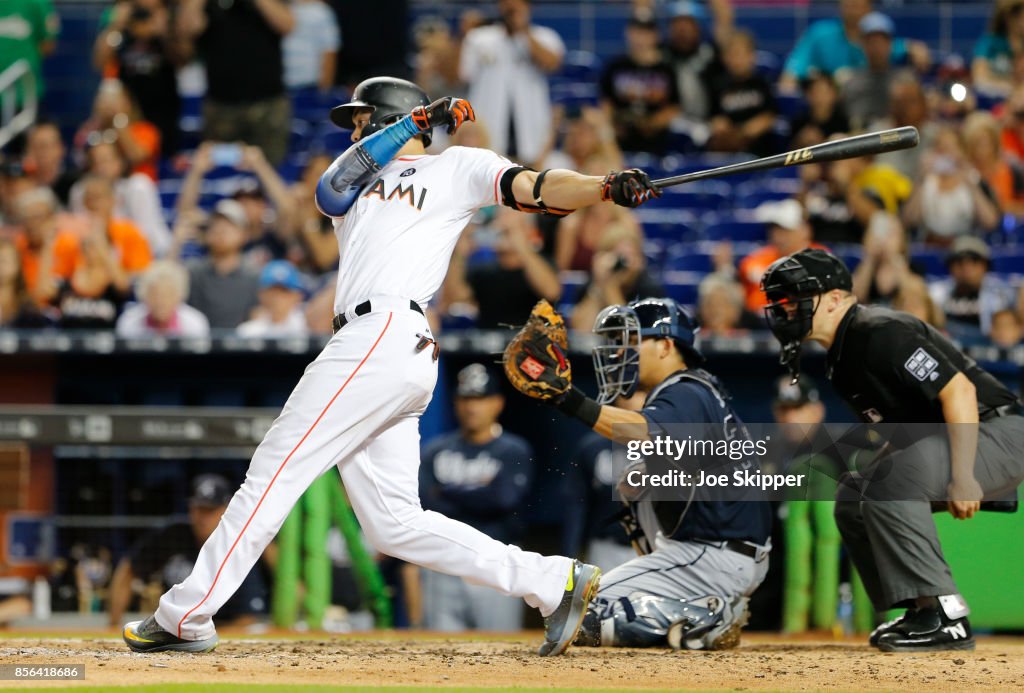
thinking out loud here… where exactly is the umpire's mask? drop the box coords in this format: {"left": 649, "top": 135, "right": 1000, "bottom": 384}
{"left": 593, "top": 304, "right": 641, "bottom": 405}
{"left": 761, "top": 249, "right": 852, "bottom": 382}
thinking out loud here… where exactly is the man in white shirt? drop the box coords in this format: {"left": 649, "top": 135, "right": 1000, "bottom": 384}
{"left": 459, "top": 0, "right": 564, "bottom": 165}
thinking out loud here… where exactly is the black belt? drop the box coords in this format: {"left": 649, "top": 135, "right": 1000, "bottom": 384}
{"left": 694, "top": 538, "right": 762, "bottom": 560}
{"left": 332, "top": 299, "right": 423, "bottom": 333}
{"left": 980, "top": 400, "right": 1024, "bottom": 422}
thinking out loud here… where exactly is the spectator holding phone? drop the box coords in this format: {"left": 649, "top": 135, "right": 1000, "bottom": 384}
{"left": 73, "top": 79, "right": 161, "bottom": 181}
{"left": 177, "top": 0, "right": 294, "bottom": 165}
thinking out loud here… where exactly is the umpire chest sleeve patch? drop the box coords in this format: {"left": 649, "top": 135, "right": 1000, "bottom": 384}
{"left": 904, "top": 347, "right": 940, "bottom": 382}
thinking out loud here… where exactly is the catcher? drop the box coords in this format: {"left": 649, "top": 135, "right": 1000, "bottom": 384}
{"left": 505, "top": 297, "right": 772, "bottom": 649}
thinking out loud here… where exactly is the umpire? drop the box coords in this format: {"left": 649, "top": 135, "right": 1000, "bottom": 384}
{"left": 760, "top": 248, "right": 1024, "bottom": 652}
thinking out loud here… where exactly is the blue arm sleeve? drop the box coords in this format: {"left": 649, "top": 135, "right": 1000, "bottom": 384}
{"left": 314, "top": 115, "right": 423, "bottom": 218}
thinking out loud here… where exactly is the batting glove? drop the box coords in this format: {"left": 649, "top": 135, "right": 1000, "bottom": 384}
{"left": 600, "top": 169, "right": 662, "bottom": 208}
{"left": 411, "top": 97, "right": 476, "bottom": 136}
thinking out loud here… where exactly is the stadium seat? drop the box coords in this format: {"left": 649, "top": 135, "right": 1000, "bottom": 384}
{"left": 664, "top": 246, "right": 714, "bottom": 273}
{"left": 662, "top": 270, "right": 703, "bottom": 307}
{"left": 735, "top": 178, "right": 802, "bottom": 209}
{"left": 703, "top": 219, "right": 766, "bottom": 243}
{"left": 909, "top": 246, "right": 948, "bottom": 276}
{"left": 991, "top": 251, "right": 1024, "bottom": 276}
{"left": 645, "top": 181, "right": 732, "bottom": 214}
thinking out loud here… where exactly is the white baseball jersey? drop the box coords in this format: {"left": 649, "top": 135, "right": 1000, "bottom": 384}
{"left": 331, "top": 146, "right": 515, "bottom": 313}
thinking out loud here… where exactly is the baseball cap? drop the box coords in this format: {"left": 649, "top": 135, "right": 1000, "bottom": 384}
{"left": 754, "top": 199, "right": 805, "bottom": 232}
{"left": 260, "top": 260, "right": 305, "bottom": 292}
{"left": 773, "top": 374, "right": 820, "bottom": 407}
{"left": 627, "top": 15, "right": 659, "bottom": 31}
{"left": 859, "top": 12, "right": 894, "bottom": 37}
{"left": 946, "top": 235, "right": 991, "bottom": 265}
{"left": 189, "top": 474, "right": 233, "bottom": 508}
{"left": 668, "top": 1, "right": 708, "bottom": 21}
{"left": 455, "top": 363, "right": 502, "bottom": 398}
{"left": 211, "top": 198, "right": 248, "bottom": 229}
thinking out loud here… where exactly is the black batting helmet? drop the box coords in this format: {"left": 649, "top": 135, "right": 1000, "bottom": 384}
{"left": 330, "top": 77, "right": 433, "bottom": 147}
{"left": 760, "top": 248, "right": 852, "bottom": 381}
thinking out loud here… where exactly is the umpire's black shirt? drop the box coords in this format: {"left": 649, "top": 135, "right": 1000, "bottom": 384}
{"left": 827, "top": 304, "right": 1016, "bottom": 423}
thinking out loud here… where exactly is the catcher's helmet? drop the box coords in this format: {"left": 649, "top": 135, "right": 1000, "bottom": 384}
{"left": 760, "top": 248, "right": 852, "bottom": 381}
{"left": 592, "top": 297, "right": 704, "bottom": 404}
{"left": 330, "top": 77, "right": 433, "bottom": 147}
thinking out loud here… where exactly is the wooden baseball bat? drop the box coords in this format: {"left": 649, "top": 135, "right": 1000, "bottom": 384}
{"left": 651, "top": 126, "right": 920, "bottom": 190}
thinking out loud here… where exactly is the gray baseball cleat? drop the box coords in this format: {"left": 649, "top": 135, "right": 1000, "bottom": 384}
{"left": 123, "top": 615, "right": 219, "bottom": 653}
{"left": 539, "top": 560, "right": 602, "bottom": 657}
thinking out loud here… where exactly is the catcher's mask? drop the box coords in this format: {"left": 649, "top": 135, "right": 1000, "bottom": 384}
{"left": 760, "top": 248, "right": 852, "bottom": 382}
{"left": 592, "top": 297, "right": 704, "bottom": 405}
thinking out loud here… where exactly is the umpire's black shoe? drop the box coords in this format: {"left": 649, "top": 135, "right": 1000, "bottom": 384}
{"left": 539, "top": 560, "right": 601, "bottom": 656}
{"left": 876, "top": 608, "right": 974, "bottom": 652}
{"left": 123, "top": 615, "right": 219, "bottom": 653}
{"left": 869, "top": 609, "right": 915, "bottom": 648}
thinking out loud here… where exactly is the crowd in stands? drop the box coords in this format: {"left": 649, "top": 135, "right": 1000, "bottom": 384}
{"left": 2, "top": 0, "right": 1024, "bottom": 352}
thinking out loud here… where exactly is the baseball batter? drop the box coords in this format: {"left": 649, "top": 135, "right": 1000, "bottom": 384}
{"left": 123, "top": 77, "right": 661, "bottom": 657}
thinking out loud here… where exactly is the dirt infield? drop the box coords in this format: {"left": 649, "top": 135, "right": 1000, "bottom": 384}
{"left": 1, "top": 632, "right": 1022, "bottom": 691}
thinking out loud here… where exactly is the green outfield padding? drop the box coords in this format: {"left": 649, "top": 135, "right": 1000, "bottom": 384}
{"left": 935, "top": 509, "right": 1024, "bottom": 630}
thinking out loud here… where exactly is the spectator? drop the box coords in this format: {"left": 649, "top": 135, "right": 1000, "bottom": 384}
{"left": 599, "top": 16, "right": 681, "bottom": 155}
{"left": 780, "top": 0, "right": 928, "bottom": 89}
{"left": 443, "top": 208, "right": 561, "bottom": 329}
{"left": 706, "top": 30, "right": 776, "bottom": 158}
{"left": 0, "top": 159, "right": 35, "bottom": 227}
{"left": 70, "top": 139, "right": 171, "bottom": 257}
{"left": 869, "top": 74, "right": 938, "bottom": 181}
{"left": 0, "top": 237, "right": 50, "bottom": 326}
{"left": 93, "top": 0, "right": 186, "bottom": 155}
{"left": 237, "top": 260, "right": 309, "bottom": 337}
{"left": 0, "top": 0, "right": 59, "bottom": 108}
{"left": 963, "top": 111, "right": 1024, "bottom": 218}
{"left": 418, "top": 364, "right": 534, "bottom": 631}
{"left": 282, "top": 0, "right": 340, "bottom": 93}
{"left": 289, "top": 153, "right": 337, "bottom": 273}
{"left": 115, "top": 260, "right": 210, "bottom": 337}
{"left": 697, "top": 272, "right": 750, "bottom": 337}
{"left": 186, "top": 199, "right": 260, "bottom": 329}
{"left": 850, "top": 211, "right": 916, "bottom": 304}
{"left": 930, "top": 236, "right": 1015, "bottom": 340}
{"left": 661, "top": 0, "right": 731, "bottom": 122}
{"left": 1002, "top": 82, "right": 1024, "bottom": 157}
{"left": 54, "top": 176, "right": 152, "bottom": 329}
{"left": 459, "top": 0, "right": 564, "bottom": 166}
{"left": 108, "top": 474, "right": 269, "bottom": 629}
{"left": 413, "top": 16, "right": 463, "bottom": 99}
{"left": 903, "top": 128, "right": 1001, "bottom": 247}
{"left": 21, "top": 121, "right": 78, "bottom": 206}
{"left": 892, "top": 273, "right": 946, "bottom": 330}
{"left": 555, "top": 191, "right": 641, "bottom": 272}
{"left": 73, "top": 79, "right": 161, "bottom": 181}
{"left": 570, "top": 223, "right": 663, "bottom": 331}
{"left": 176, "top": 142, "right": 296, "bottom": 268}
{"left": 972, "top": 0, "right": 1024, "bottom": 97}
{"left": 789, "top": 71, "right": 849, "bottom": 147}
{"left": 840, "top": 12, "right": 899, "bottom": 132}
{"left": 738, "top": 199, "right": 815, "bottom": 312}
{"left": 545, "top": 107, "right": 622, "bottom": 173}
{"left": 562, "top": 390, "right": 646, "bottom": 573}
{"left": 989, "top": 308, "right": 1022, "bottom": 348}
{"left": 12, "top": 187, "right": 80, "bottom": 303}
{"left": 177, "top": 0, "right": 295, "bottom": 165}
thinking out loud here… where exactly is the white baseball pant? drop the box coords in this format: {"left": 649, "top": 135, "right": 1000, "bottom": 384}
{"left": 153, "top": 299, "right": 572, "bottom": 640}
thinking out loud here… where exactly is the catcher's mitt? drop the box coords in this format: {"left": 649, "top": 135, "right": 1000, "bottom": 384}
{"left": 503, "top": 299, "right": 572, "bottom": 400}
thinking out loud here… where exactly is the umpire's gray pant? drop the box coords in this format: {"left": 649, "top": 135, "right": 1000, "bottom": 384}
{"left": 420, "top": 569, "right": 524, "bottom": 632}
{"left": 834, "top": 415, "right": 1024, "bottom": 610}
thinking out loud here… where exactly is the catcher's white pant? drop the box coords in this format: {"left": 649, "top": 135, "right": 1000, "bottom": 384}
{"left": 154, "top": 299, "right": 572, "bottom": 640}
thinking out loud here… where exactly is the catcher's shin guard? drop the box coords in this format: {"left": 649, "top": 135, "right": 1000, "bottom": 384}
{"left": 574, "top": 593, "right": 734, "bottom": 648}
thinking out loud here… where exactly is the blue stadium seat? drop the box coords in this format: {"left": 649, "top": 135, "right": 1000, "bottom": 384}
{"left": 662, "top": 271, "right": 703, "bottom": 307}
{"left": 774, "top": 92, "right": 806, "bottom": 121}
{"left": 991, "top": 252, "right": 1024, "bottom": 275}
{"left": 704, "top": 220, "right": 766, "bottom": 243}
{"left": 909, "top": 246, "right": 948, "bottom": 276}
{"left": 664, "top": 247, "right": 714, "bottom": 273}
{"left": 832, "top": 244, "right": 863, "bottom": 273}
{"left": 645, "top": 181, "right": 732, "bottom": 214}
{"left": 735, "top": 178, "right": 802, "bottom": 210}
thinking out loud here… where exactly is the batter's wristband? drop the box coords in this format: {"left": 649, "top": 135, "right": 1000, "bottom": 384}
{"left": 554, "top": 386, "right": 601, "bottom": 428}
